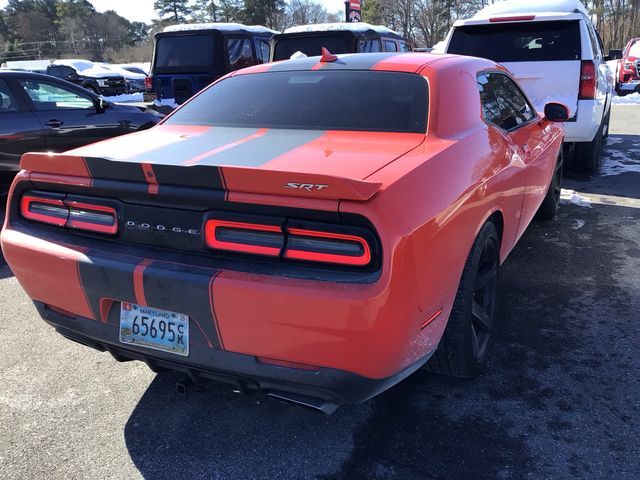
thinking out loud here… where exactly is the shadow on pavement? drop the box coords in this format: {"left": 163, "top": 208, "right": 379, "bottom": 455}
{"left": 125, "top": 195, "right": 640, "bottom": 479}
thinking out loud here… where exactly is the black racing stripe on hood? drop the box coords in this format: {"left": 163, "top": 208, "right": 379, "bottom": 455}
{"left": 142, "top": 261, "right": 223, "bottom": 350}
{"left": 194, "top": 129, "right": 325, "bottom": 167}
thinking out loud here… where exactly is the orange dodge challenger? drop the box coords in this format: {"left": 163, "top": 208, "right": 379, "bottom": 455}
{"left": 1, "top": 52, "right": 567, "bottom": 413}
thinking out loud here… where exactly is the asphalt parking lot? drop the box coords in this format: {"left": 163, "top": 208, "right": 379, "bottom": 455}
{"left": 1, "top": 106, "right": 639, "bottom": 480}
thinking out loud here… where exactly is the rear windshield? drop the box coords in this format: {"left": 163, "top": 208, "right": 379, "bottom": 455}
{"left": 155, "top": 35, "right": 215, "bottom": 73}
{"left": 448, "top": 20, "right": 581, "bottom": 62}
{"left": 166, "top": 70, "right": 428, "bottom": 133}
{"left": 273, "top": 35, "right": 352, "bottom": 61}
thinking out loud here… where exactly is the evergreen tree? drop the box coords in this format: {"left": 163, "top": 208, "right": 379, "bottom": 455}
{"left": 154, "top": 0, "right": 192, "bottom": 22}
{"left": 193, "top": 0, "right": 218, "bottom": 22}
{"left": 242, "top": 0, "right": 285, "bottom": 27}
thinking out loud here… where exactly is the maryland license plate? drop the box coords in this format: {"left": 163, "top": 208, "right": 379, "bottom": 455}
{"left": 119, "top": 302, "right": 189, "bottom": 356}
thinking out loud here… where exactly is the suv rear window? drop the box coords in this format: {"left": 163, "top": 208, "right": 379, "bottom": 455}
{"left": 155, "top": 35, "right": 215, "bottom": 72}
{"left": 166, "top": 70, "right": 428, "bottom": 133}
{"left": 273, "top": 35, "right": 352, "bottom": 61}
{"left": 448, "top": 20, "right": 581, "bottom": 62}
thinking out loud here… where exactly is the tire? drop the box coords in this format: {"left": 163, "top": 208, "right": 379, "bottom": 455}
{"left": 535, "top": 150, "right": 563, "bottom": 221}
{"left": 574, "top": 118, "right": 604, "bottom": 173}
{"left": 425, "top": 221, "right": 500, "bottom": 378}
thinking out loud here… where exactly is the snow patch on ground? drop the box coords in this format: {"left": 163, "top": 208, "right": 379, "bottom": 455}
{"left": 612, "top": 93, "right": 640, "bottom": 105}
{"left": 560, "top": 189, "right": 591, "bottom": 207}
{"left": 601, "top": 138, "right": 640, "bottom": 176}
{"left": 106, "top": 93, "right": 144, "bottom": 103}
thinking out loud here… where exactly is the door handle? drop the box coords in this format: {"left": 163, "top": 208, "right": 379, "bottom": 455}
{"left": 44, "top": 119, "right": 64, "bottom": 128}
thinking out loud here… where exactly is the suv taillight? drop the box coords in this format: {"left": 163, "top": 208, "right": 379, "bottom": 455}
{"left": 579, "top": 60, "right": 597, "bottom": 100}
{"left": 144, "top": 76, "right": 153, "bottom": 90}
{"left": 21, "top": 192, "right": 118, "bottom": 235}
{"left": 204, "top": 218, "right": 373, "bottom": 267}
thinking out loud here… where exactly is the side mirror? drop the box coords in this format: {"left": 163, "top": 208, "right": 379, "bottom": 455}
{"left": 544, "top": 102, "right": 569, "bottom": 122}
{"left": 608, "top": 49, "right": 623, "bottom": 60}
{"left": 96, "top": 97, "right": 109, "bottom": 113}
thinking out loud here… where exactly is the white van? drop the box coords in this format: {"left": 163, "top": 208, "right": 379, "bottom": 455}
{"left": 444, "top": 0, "right": 614, "bottom": 173}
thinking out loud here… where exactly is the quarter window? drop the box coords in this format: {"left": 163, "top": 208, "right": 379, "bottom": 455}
{"left": 384, "top": 40, "right": 398, "bottom": 52}
{"left": 19, "top": 80, "right": 94, "bottom": 111}
{"left": 254, "top": 38, "right": 271, "bottom": 63}
{"left": 226, "top": 37, "right": 255, "bottom": 70}
{"left": 359, "top": 39, "right": 382, "bottom": 52}
{"left": 477, "top": 73, "right": 535, "bottom": 131}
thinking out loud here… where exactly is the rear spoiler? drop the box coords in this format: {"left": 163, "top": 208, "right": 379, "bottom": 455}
{"left": 20, "top": 152, "right": 382, "bottom": 202}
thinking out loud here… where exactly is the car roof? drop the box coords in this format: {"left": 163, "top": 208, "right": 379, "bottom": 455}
{"left": 162, "top": 22, "right": 276, "bottom": 35}
{"left": 282, "top": 22, "right": 401, "bottom": 37}
{"left": 456, "top": 0, "right": 586, "bottom": 26}
{"left": 239, "top": 52, "right": 499, "bottom": 75}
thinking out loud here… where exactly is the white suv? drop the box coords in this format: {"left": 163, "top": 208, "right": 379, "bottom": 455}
{"left": 444, "top": 0, "right": 614, "bottom": 173}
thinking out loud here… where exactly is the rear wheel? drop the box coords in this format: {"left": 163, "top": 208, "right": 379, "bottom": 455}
{"left": 535, "top": 150, "right": 563, "bottom": 221}
{"left": 425, "top": 222, "right": 500, "bottom": 378}
{"left": 574, "top": 119, "right": 604, "bottom": 173}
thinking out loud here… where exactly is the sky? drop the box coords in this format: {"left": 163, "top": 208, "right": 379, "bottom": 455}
{"left": 0, "top": 0, "right": 347, "bottom": 23}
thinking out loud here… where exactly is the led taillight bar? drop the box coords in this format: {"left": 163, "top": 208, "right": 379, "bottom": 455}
{"left": 489, "top": 15, "right": 535, "bottom": 22}
{"left": 204, "top": 219, "right": 284, "bottom": 256}
{"left": 204, "top": 219, "right": 373, "bottom": 267}
{"left": 20, "top": 193, "right": 118, "bottom": 235}
{"left": 21, "top": 195, "right": 68, "bottom": 227}
{"left": 284, "top": 228, "right": 371, "bottom": 266}
{"left": 66, "top": 201, "right": 118, "bottom": 235}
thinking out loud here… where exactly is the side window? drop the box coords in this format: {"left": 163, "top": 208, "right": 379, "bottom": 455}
{"left": 384, "top": 40, "right": 398, "bottom": 52}
{"left": 61, "top": 66, "right": 77, "bottom": 80}
{"left": 19, "top": 80, "right": 94, "bottom": 111}
{"left": 359, "top": 38, "right": 382, "bottom": 53}
{"left": 0, "top": 79, "right": 19, "bottom": 113}
{"left": 400, "top": 42, "right": 412, "bottom": 52}
{"left": 253, "top": 38, "right": 271, "bottom": 63}
{"left": 477, "top": 73, "right": 535, "bottom": 131}
{"left": 586, "top": 23, "right": 601, "bottom": 59}
{"left": 226, "top": 37, "right": 256, "bottom": 70}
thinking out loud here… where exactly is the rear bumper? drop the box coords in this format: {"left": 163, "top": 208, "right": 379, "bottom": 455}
{"left": 37, "top": 302, "right": 435, "bottom": 407}
{"left": 618, "top": 80, "right": 640, "bottom": 92}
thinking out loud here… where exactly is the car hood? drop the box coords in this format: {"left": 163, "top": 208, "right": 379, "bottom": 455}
{"left": 21, "top": 125, "right": 426, "bottom": 201}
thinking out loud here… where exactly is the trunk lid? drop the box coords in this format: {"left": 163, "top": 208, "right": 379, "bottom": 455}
{"left": 20, "top": 125, "right": 426, "bottom": 201}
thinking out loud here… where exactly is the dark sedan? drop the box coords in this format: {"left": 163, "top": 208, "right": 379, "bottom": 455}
{"left": 0, "top": 71, "right": 162, "bottom": 182}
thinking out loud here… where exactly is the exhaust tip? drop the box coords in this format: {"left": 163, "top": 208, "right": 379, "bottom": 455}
{"left": 267, "top": 391, "right": 339, "bottom": 415}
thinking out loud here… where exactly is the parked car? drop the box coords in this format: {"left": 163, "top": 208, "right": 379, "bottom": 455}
{"left": 270, "top": 22, "right": 412, "bottom": 61}
{"left": 46, "top": 59, "right": 127, "bottom": 96}
{"left": 444, "top": 0, "right": 614, "bottom": 173}
{"left": 147, "top": 23, "right": 276, "bottom": 106}
{"left": 1, "top": 52, "right": 566, "bottom": 413}
{"left": 0, "top": 70, "right": 161, "bottom": 181}
{"left": 117, "top": 63, "right": 151, "bottom": 76}
{"left": 615, "top": 38, "right": 640, "bottom": 95}
{"left": 97, "top": 63, "right": 146, "bottom": 93}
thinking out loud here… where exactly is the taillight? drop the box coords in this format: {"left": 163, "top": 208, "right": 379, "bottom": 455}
{"left": 144, "top": 76, "right": 153, "bottom": 90}
{"left": 204, "top": 218, "right": 374, "bottom": 267}
{"left": 284, "top": 228, "right": 371, "bottom": 266}
{"left": 21, "top": 194, "right": 68, "bottom": 227}
{"left": 20, "top": 192, "right": 118, "bottom": 235}
{"left": 204, "top": 219, "right": 284, "bottom": 256}
{"left": 579, "top": 60, "right": 597, "bottom": 100}
{"left": 66, "top": 201, "right": 118, "bottom": 235}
